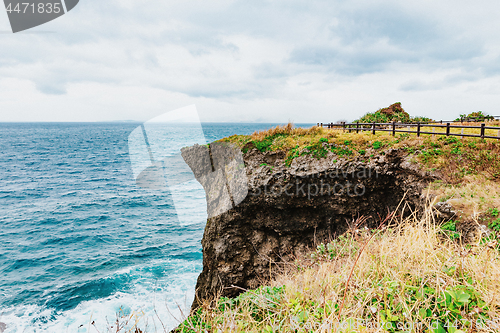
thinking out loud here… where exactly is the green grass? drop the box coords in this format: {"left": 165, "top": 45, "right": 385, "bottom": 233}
{"left": 490, "top": 219, "right": 500, "bottom": 233}
{"left": 221, "top": 124, "right": 500, "bottom": 184}
{"left": 440, "top": 220, "right": 461, "bottom": 241}
{"left": 372, "top": 141, "right": 383, "bottom": 150}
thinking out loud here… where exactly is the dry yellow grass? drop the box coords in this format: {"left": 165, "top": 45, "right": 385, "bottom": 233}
{"left": 108, "top": 207, "right": 500, "bottom": 333}
{"left": 325, "top": 121, "right": 500, "bottom": 139}
{"left": 250, "top": 123, "right": 323, "bottom": 141}
{"left": 225, "top": 122, "right": 500, "bottom": 153}
{"left": 177, "top": 205, "right": 500, "bottom": 332}
{"left": 427, "top": 177, "right": 500, "bottom": 221}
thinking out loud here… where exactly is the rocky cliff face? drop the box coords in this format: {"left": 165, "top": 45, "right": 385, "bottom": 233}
{"left": 185, "top": 145, "right": 436, "bottom": 309}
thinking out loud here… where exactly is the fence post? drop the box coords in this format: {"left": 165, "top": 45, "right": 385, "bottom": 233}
{"left": 481, "top": 123, "right": 485, "bottom": 139}
{"left": 392, "top": 121, "right": 395, "bottom": 136}
{"left": 446, "top": 123, "right": 450, "bottom": 136}
{"left": 417, "top": 122, "right": 421, "bottom": 137}
{"left": 356, "top": 121, "right": 359, "bottom": 134}
{"left": 461, "top": 128, "right": 464, "bottom": 138}
{"left": 331, "top": 122, "right": 333, "bottom": 129}
{"left": 372, "top": 122, "right": 376, "bottom": 135}
{"left": 497, "top": 129, "right": 500, "bottom": 138}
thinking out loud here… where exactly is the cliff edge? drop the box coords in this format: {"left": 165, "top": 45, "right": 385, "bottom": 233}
{"left": 185, "top": 144, "right": 436, "bottom": 309}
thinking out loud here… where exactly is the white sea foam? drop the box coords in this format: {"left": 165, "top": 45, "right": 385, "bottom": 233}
{"left": 0, "top": 259, "right": 200, "bottom": 333}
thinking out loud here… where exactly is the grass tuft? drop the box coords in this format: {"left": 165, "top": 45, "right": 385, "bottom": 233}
{"left": 177, "top": 207, "right": 500, "bottom": 332}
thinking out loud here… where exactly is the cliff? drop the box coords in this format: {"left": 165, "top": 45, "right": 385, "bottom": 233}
{"left": 182, "top": 143, "right": 437, "bottom": 309}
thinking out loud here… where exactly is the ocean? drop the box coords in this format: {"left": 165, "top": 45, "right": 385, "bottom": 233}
{"left": 0, "top": 122, "right": 311, "bottom": 333}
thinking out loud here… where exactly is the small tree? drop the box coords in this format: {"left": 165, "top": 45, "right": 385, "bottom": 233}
{"left": 356, "top": 102, "right": 431, "bottom": 123}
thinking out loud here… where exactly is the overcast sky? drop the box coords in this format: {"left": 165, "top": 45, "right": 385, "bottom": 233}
{"left": 0, "top": 0, "right": 499, "bottom": 123}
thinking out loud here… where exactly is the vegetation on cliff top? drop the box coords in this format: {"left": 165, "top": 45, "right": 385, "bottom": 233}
{"left": 220, "top": 120, "right": 500, "bottom": 228}
{"left": 220, "top": 121, "right": 500, "bottom": 183}
{"left": 173, "top": 121, "right": 500, "bottom": 333}
{"left": 354, "top": 102, "right": 432, "bottom": 124}
{"left": 456, "top": 111, "right": 495, "bottom": 122}
{"left": 177, "top": 209, "right": 500, "bottom": 332}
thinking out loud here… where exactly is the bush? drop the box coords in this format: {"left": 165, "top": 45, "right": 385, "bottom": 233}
{"left": 490, "top": 219, "right": 500, "bottom": 232}
{"left": 456, "top": 111, "right": 494, "bottom": 122}
{"left": 356, "top": 102, "right": 432, "bottom": 124}
{"left": 373, "top": 141, "right": 383, "bottom": 149}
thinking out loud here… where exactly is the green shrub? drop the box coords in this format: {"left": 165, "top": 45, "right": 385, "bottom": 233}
{"left": 490, "top": 219, "right": 500, "bottom": 232}
{"left": 355, "top": 102, "right": 432, "bottom": 124}
{"left": 489, "top": 208, "right": 499, "bottom": 217}
{"left": 331, "top": 145, "right": 353, "bottom": 156}
{"left": 252, "top": 133, "right": 288, "bottom": 152}
{"left": 253, "top": 138, "right": 273, "bottom": 152}
{"left": 373, "top": 141, "right": 383, "bottom": 149}
{"left": 456, "top": 111, "right": 494, "bottom": 121}
{"left": 284, "top": 145, "right": 299, "bottom": 166}
{"left": 441, "top": 220, "right": 456, "bottom": 231}
{"left": 441, "top": 220, "right": 461, "bottom": 240}
{"left": 440, "top": 136, "right": 459, "bottom": 145}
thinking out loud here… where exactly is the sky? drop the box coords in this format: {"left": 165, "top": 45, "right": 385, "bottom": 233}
{"left": 0, "top": 0, "right": 500, "bottom": 123}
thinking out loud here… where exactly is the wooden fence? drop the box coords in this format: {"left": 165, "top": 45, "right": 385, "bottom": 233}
{"left": 316, "top": 121, "right": 500, "bottom": 140}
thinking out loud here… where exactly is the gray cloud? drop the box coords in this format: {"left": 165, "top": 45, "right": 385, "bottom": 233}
{"left": 1, "top": 0, "right": 500, "bottom": 121}
{"left": 289, "top": 3, "right": 486, "bottom": 76}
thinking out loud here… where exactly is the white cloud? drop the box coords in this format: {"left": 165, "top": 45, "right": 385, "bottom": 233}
{"left": 0, "top": 0, "right": 500, "bottom": 122}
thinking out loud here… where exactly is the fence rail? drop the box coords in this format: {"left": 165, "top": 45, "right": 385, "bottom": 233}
{"left": 316, "top": 121, "right": 500, "bottom": 140}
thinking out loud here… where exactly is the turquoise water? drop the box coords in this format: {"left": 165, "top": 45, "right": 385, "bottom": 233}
{"left": 0, "top": 122, "right": 311, "bottom": 332}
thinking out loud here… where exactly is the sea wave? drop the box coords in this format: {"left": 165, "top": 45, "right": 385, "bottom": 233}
{"left": 0, "top": 259, "right": 200, "bottom": 333}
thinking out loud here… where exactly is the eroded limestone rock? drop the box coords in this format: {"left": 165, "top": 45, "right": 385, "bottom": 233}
{"left": 190, "top": 147, "right": 435, "bottom": 309}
